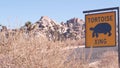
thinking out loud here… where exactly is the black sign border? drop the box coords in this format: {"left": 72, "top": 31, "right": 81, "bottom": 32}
{"left": 85, "top": 11, "right": 116, "bottom": 48}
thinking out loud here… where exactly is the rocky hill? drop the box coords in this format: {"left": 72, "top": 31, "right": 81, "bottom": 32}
{"left": 34, "top": 16, "right": 85, "bottom": 41}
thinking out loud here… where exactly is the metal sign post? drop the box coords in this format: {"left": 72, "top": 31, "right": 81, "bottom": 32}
{"left": 118, "top": 7, "right": 120, "bottom": 68}
{"left": 83, "top": 7, "right": 119, "bottom": 67}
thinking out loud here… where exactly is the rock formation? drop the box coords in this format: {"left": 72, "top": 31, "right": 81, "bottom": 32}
{"left": 16, "top": 16, "right": 85, "bottom": 41}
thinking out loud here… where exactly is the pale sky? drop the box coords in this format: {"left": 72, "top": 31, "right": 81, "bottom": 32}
{"left": 0, "top": 0, "right": 119, "bottom": 28}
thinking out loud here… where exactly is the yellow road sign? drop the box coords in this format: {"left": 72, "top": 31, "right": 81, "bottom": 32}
{"left": 85, "top": 11, "right": 116, "bottom": 47}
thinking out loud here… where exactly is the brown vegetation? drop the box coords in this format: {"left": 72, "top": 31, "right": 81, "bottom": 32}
{"left": 0, "top": 30, "right": 118, "bottom": 68}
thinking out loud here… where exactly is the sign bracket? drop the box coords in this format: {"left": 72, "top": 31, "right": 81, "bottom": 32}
{"left": 83, "top": 7, "right": 119, "bottom": 13}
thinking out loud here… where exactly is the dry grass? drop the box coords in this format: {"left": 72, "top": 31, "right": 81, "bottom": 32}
{"left": 0, "top": 31, "right": 87, "bottom": 68}
{"left": 98, "top": 51, "right": 118, "bottom": 68}
{"left": 0, "top": 31, "right": 118, "bottom": 68}
{"left": 89, "top": 51, "right": 118, "bottom": 68}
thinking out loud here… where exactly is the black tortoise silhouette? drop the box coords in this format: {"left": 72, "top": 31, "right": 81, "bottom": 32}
{"left": 90, "top": 23, "right": 112, "bottom": 38}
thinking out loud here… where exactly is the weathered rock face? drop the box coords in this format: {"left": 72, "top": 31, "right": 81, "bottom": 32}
{"left": 66, "top": 18, "right": 85, "bottom": 39}
{"left": 66, "top": 18, "right": 84, "bottom": 30}
{"left": 36, "top": 16, "right": 57, "bottom": 31}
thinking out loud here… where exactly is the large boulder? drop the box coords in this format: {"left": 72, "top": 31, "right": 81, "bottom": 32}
{"left": 65, "top": 18, "right": 85, "bottom": 39}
